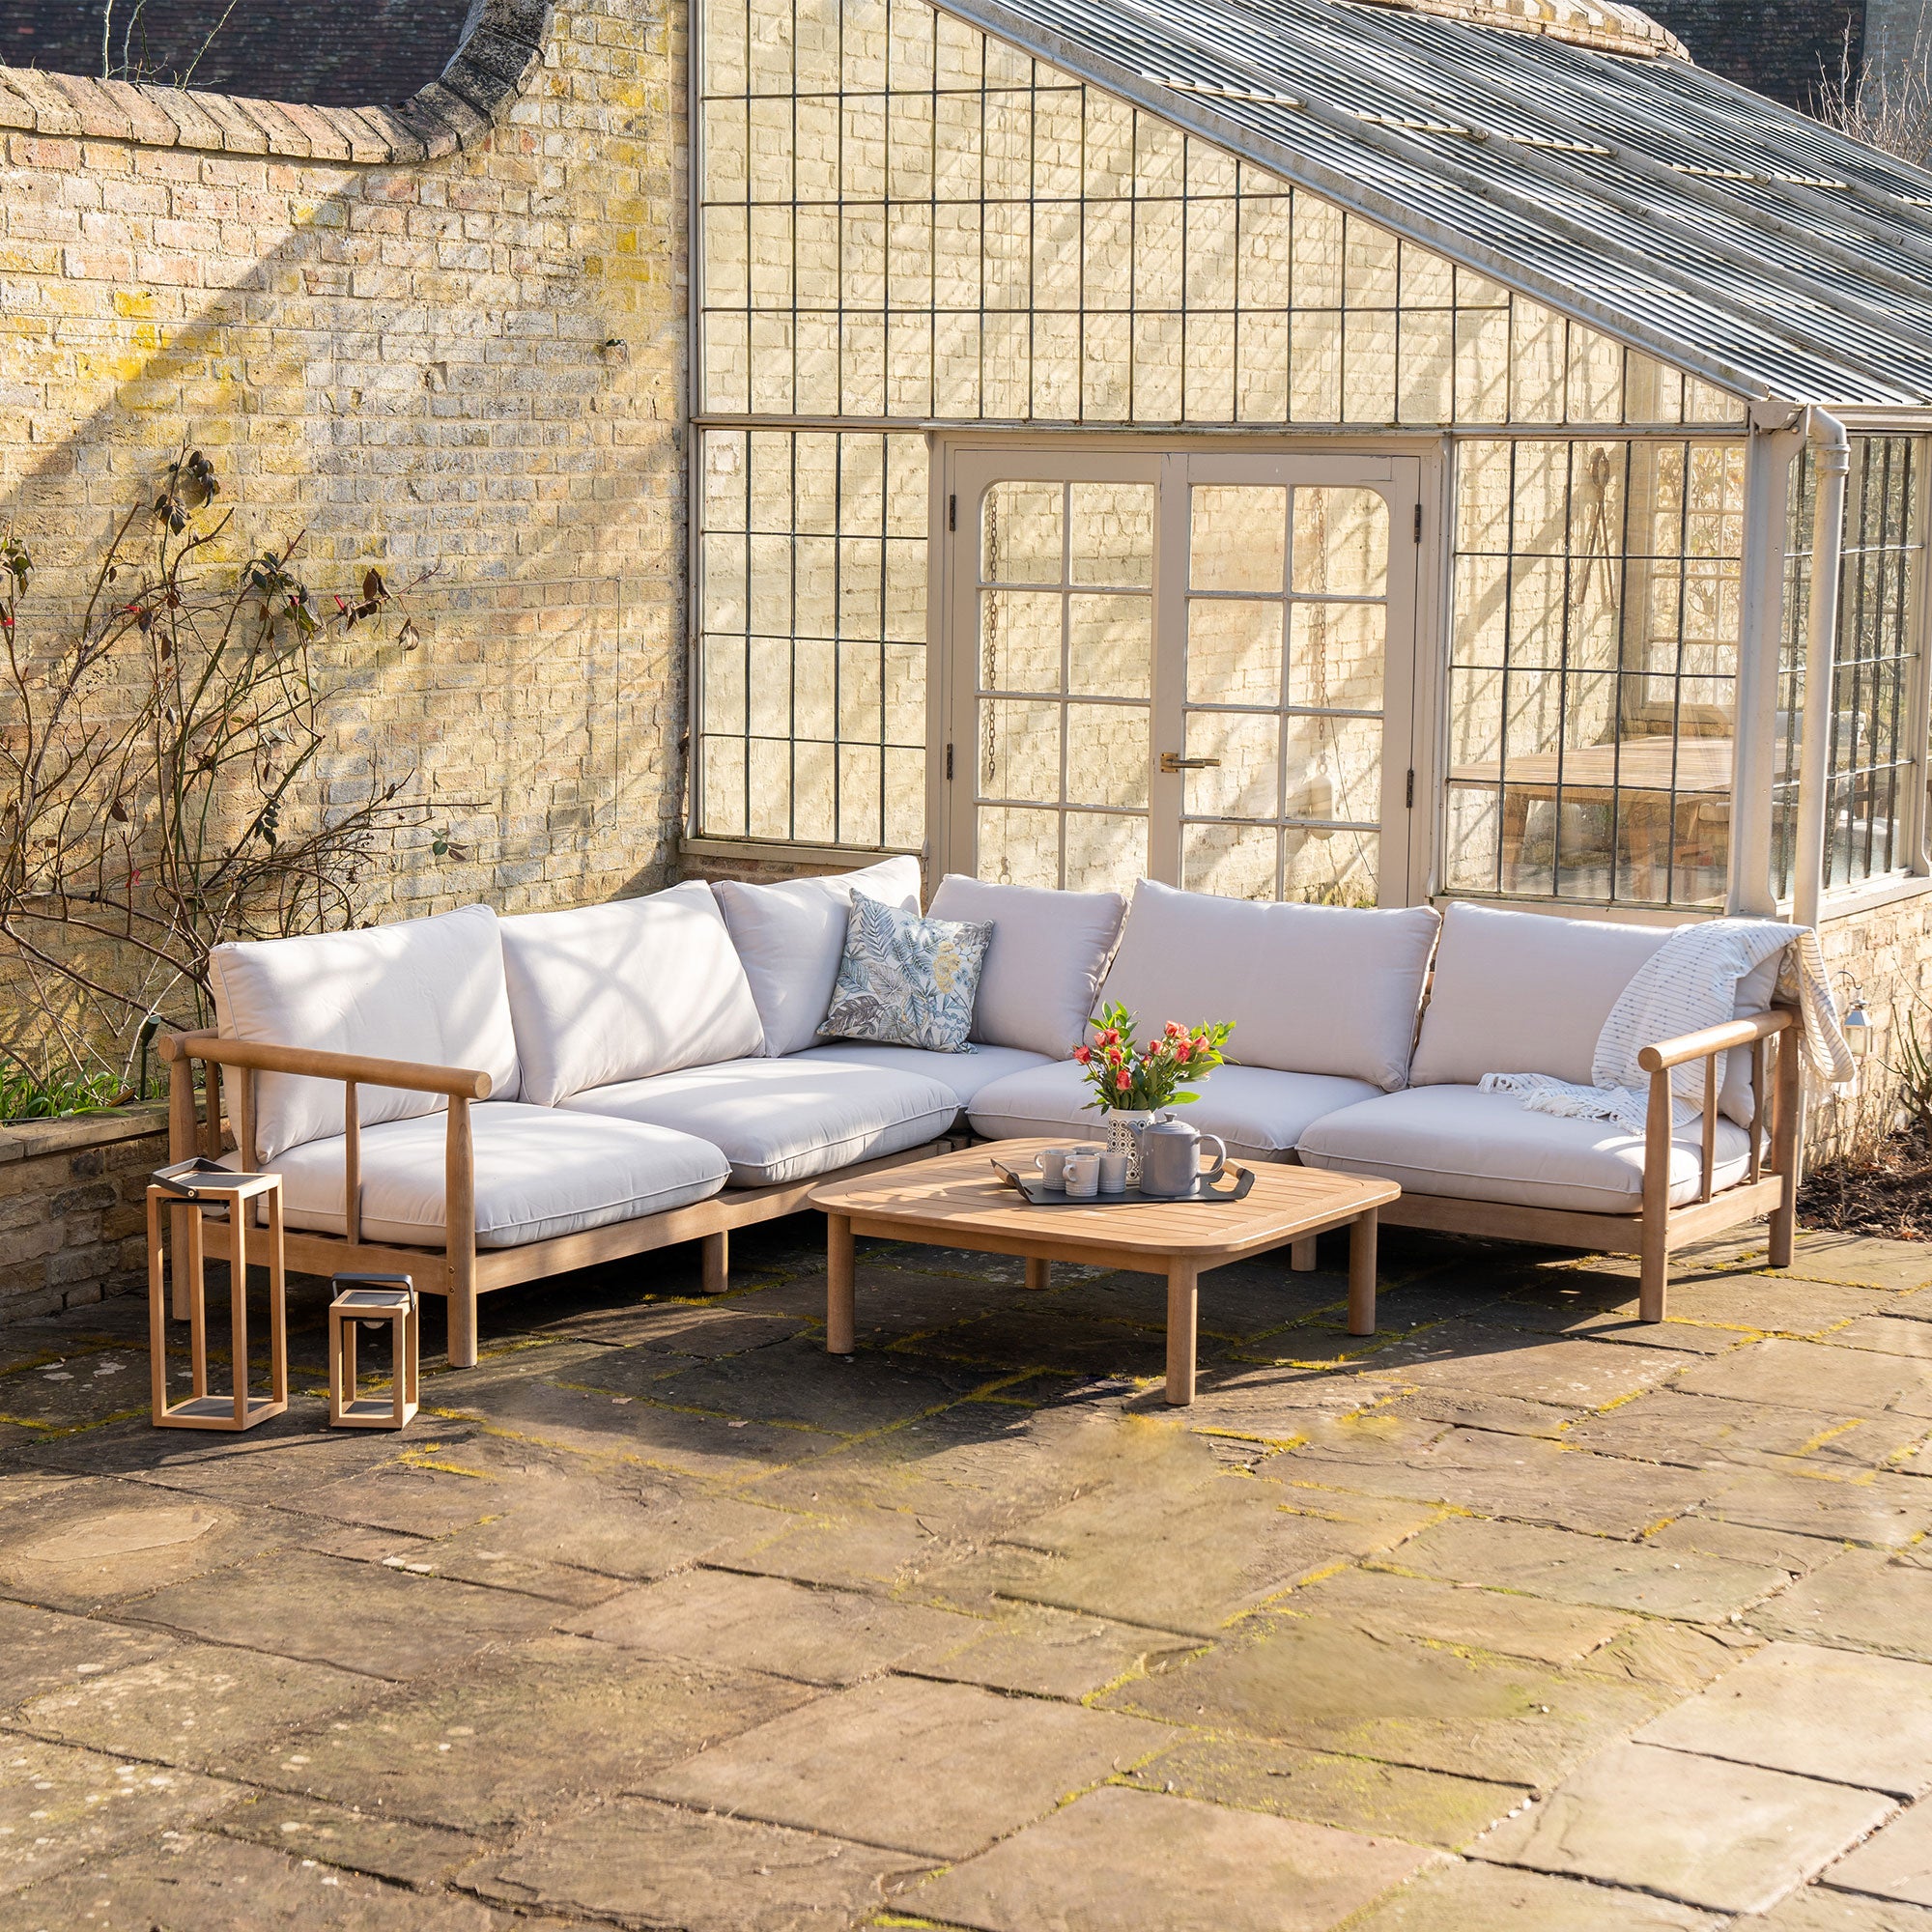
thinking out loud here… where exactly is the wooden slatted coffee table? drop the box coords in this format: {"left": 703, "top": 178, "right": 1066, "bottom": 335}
{"left": 809, "top": 1139, "right": 1401, "bottom": 1406}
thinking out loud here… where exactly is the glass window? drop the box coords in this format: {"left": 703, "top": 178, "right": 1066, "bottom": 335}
{"left": 1774, "top": 436, "right": 1922, "bottom": 898}
{"left": 1445, "top": 439, "right": 1745, "bottom": 909}
{"left": 698, "top": 428, "right": 927, "bottom": 848}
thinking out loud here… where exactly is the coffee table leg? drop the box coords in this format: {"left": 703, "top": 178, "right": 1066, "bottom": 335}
{"left": 1025, "top": 1257, "right": 1050, "bottom": 1292}
{"left": 1165, "top": 1260, "right": 1199, "bottom": 1406}
{"left": 1290, "top": 1237, "right": 1318, "bottom": 1272}
{"left": 1349, "top": 1210, "right": 1378, "bottom": 1337}
{"left": 826, "top": 1213, "right": 855, "bottom": 1355}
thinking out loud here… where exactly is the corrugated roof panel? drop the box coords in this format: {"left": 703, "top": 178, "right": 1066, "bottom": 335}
{"left": 944, "top": 0, "right": 1932, "bottom": 406}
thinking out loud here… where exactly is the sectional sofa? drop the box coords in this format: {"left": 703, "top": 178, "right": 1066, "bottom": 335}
{"left": 161, "top": 861, "right": 1800, "bottom": 1365}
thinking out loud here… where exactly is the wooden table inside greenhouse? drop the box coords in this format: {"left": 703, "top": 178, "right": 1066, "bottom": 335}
{"left": 1451, "top": 736, "right": 1734, "bottom": 890}
{"left": 809, "top": 1140, "right": 1400, "bottom": 1406}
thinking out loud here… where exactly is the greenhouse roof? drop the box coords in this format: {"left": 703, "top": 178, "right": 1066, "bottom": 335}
{"left": 951, "top": 0, "right": 1932, "bottom": 410}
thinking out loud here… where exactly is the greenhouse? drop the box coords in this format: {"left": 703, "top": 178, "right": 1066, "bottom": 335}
{"left": 690, "top": 0, "right": 1932, "bottom": 928}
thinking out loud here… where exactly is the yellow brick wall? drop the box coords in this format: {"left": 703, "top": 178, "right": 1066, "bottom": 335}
{"left": 0, "top": 0, "right": 688, "bottom": 971}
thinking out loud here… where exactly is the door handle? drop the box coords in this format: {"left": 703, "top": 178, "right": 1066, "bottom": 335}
{"left": 1160, "top": 753, "right": 1222, "bottom": 773}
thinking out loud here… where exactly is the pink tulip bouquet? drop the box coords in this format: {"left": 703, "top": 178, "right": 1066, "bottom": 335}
{"left": 1074, "top": 1002, "right": 1235, "bottom": 1114}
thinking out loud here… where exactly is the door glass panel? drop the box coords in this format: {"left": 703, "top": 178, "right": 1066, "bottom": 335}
{"left": 1180, "top": 481, "right": 1392, "bottom": 903}
{"left": 971, "top": 478, "right": 1155, "bottom": 888}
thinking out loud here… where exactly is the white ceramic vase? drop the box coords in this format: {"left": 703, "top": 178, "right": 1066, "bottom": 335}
{"left": 1103, "top": 1108, "right": 1163, "bottom": 1184}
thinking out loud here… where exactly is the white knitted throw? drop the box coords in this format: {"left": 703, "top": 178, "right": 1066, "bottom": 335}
{"left": 1480, "top": 919, "right": 1855, "bottom": 1136}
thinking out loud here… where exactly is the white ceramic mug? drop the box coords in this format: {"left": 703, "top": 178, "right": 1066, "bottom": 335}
{"left": 1097, "top": 1149, "right": 1129, "bottom": 1194}
{"left": 1035, "top": 1146, "right": 1082, "bottom": 1187}
{"left": 1062, "top": 1150, "right": 1101, "bottom": 1198}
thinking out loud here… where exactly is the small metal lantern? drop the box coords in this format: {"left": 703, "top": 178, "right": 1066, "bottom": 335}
{"left": 147, "top": 1157, "right": 288, "bottom": 1432}
{"left": 1836, "top": 973, "right": 1875, "bottom": 1058}
{"left": 328, "top": 1272, "right": 419, "bottom": 1430}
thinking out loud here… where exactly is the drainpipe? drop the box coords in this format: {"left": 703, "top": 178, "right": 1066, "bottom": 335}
{"left": 1793, "top": 406, "right": 1851, "bottom": 931}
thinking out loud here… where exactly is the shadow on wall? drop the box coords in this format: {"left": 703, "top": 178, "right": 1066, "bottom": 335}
{"left": 0, "top": 0, "right": 689, "bottom": 941}
{"left": 0, "top": 0, "right": 474, "bottom": 107}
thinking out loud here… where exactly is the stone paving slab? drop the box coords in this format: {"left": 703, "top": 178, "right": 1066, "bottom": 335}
{"left": 1823, "top": 1799, "right": 1932, "bottom": 1908}
{"left": 640, "top": 1675, "right": 1167, "bottom": 1860}
{"left": 1343, "top": 1857, "right": 1725, "bottom": 1928}
{"left": 3, "top": 1828, "right": 526, "bottom": 1929}
{"left": 0, "top": 1599, "right": 176, "bottom": 1712}
{"left": 1696, "top": 1465, "right": 1932, "bottom": 1548}
{"left": 1568, "top": 1389, "right": 1932, "bottom": 1473}
{"left": 1121, "top": 1734, "right": 1527, "bottom": 1849}
{"left": 1106, "top": 1611, "right": 1668, "bottom": 1786}
{"left": 1755, "top": 1549, "right": 1932, "bottom": 1662}
{"left": 1391, "top": 1514, "right": 1790, "bottom": 1623}
{"left": 0, "top": 1735, "right": 241, "bottom": 1894}
{"left": 14, "top": 1643, "right": 382, "bottom": 1773}
{"left": 466, "top": 1793, "right": 930, "bottom": 1929}
{"left": 1642, "top": 1514, "right": 1850, "bottom": 1576}
{"left": 1476, "top": 1740, "right": 1893, "bottom": 1913}
{"left": 1750, "top": 1889, "right": 1932, "bottom": 1930}
{"left": 229, "top": 1634, "right": 814, "bottom": 1835}
{"left": 1283, "top": 1563, "right": 1633, "bottom": 1665}
{"left": 1637, "top": 1641, "right": 1932, "bottom": 1796}
{"left": 1773, "top": 1237, "right": 1932, "bottom": 1293}
{"left": 128, "top": 1548, "right": 560, "bottom": 1679}
{"left": 898, "top": 1784, "right": 1437, "bottom": 1932}
{"left": 1831, "top": 1317, "right": 1932, "bottom": 1359}
{"left": 899, "top": 1600, "right": 1198, "bottom": 1700}
{"left": 1363, "top": 1324, "right": 1701, "bottom": 1408}
{"left": 1674, "top": 1339, "right": 1932, "bottom": 1415}
{"left": 0, "top": 1477, "right": 298, "bottom": 1614}
{"left": 213, "top": 1789, "right": 488, "bottom": 1889}
{"left": 567, "top": 1567, "right": 970, "bottom": 1686}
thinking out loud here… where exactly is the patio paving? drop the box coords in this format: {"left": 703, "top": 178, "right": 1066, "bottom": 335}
{"left": 2, "top": 1219, "right": 1931, "bottom": 1928}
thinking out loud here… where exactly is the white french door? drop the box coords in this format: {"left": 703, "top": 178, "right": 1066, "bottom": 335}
{"left": 939, "top": 445, "right": 1423, "bottom": 904}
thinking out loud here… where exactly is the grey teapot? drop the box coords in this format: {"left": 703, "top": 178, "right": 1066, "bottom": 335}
{"left": 1137, "top": 1115, "right": 1228, "bottom": 1198}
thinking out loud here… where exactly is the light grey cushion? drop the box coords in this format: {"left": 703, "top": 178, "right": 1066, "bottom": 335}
{"left": 209, "top": 905, "right": 522, "bottom": 1163}
{"left": 1413, "top": 902, "right": 1775, "bottom": 1127}
{"left": 1409, "top": 902, "right": 1669, "bottom": 1090}
{"left": 926, "top": 874, "right": 1125, "bottom": 1058}
{"left": 1096, "top": 879, "right": 1438, "bottom": 1091}
{"left": 500, "top": 882, "right": 765, "bottom": 1106}
{"left": 967, "top": 1058, "right": 1379, "bottom": 1163}
{"left": 256, "top": 1102, "right": 729, "bottom": 1250}
{"left": 819, "top": 895, "right": 993, "bottom": 1053}
{"left": 1296, "top": 1084, "right": 1753, "bottom": 1215}
{"left": 795, "top": 1041, "right": 1051, "bottom": 1108}
{"left": 713, "top": 856, "right": 923, "bottom": 1057}
{"left": 560, "top": 1057, "right": 959, "bottom": 1186}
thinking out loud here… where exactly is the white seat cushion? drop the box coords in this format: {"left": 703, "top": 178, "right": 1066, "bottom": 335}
{"left": 794, "top": 1042, "right": 1051, "bottom": 1108}
{"left": 925, "top": 875, "right": 1125, "bottom": 1058}
{"left": 559, "top": 1058, "right": 959, "bottom": 1187}
{"left": 712, "top": 856, "right": 923, "bottom": 1058}
{"left": 967, "top": 1058, "right": 1380, "bottom": 1163}
{"left": 1414, "top": 902, "right": 1775, "bottom": 1127}
{"left": 259, "top": 1103, "right": 729, "bottom": 1250}
{"left": 500, "top": 882, "right": 765, "bottom": 1106}
{"left": 1296, "top": 1085, "right": 1753, "bottom": 1215}
{"left": 210, "top": 905, "right": 522, "bottom": 1162}
{"left": 1095, "top": 880, "right": 1438, "bottom": 1091}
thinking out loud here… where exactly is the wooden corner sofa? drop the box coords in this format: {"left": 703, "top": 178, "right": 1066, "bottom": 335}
{"left": 160, "top": 867, "right": 1806, "bottom": 1367}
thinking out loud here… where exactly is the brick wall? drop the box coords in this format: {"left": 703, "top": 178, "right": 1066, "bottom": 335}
{"left": 1645, "top": 0, "right": 1862, "bottom": 110}
{"left": 0, "top": 0, "right": 690, "bottom": 978}
{"left": 0, "top": 1107, "right": 168, "bottom": 1316}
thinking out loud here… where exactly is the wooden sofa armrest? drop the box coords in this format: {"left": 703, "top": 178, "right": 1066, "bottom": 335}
{"left": 157, "top": 1029, "right": 493, "bottom": 1101}
{"left": 1636, "top": 1007, "right": 1796, "bottom": 1074}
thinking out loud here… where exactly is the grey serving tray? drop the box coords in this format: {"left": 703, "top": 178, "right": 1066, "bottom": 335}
{"left": 988, "top": 1157, "right": 1256, "bottom": 1208}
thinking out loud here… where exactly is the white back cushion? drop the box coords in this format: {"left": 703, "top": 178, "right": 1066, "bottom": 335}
{"left": 711, "top": 856, "right": 922, "bottom": 1057}
{"left": 501, "top": 881, "right": 765, "bottom": 1105}
{"left": 209, "top": 904, "right": 522, "bottom": 1163}
{"left": 926, "top": 874, "right": 1125, "bottom": 1058}
{"left": 1409, "top": 902, "right": 1669, "bottom": 1088}
{"left": 1095, "top": 880, "right": 1439, "bottom": 1091}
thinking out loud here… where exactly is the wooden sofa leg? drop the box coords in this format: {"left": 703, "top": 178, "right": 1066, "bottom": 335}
{"left": 1639, "top": 1066, "right": 1671, "bottom": 1322}
{"left": 447, "top": 1276, "right": 479, "bottom": 1369}
{"left": 1638, "top": 1236, "right": 1669, "bottom": 1323}
{"left": 1768, "top": 1032, "right": 1802, "bottom": 1271}
{"left": 700, "top": 1230, "right": 729, "bottom": 1295}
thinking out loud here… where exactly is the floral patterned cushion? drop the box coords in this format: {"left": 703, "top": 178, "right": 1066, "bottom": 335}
{"left": 818, "top": 893, "right": 993, "bottom": 1054}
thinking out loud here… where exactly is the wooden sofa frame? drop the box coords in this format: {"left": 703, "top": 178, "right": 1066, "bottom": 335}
{"left": 1356, "top": 1007, "right": 1804, "bottom": 1321}
{"left": 157, "top": 1029, "right": 949, "bottom": 1368}
{"left": 159, "top": 1005, "right": 1800, "bottom": 1364}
